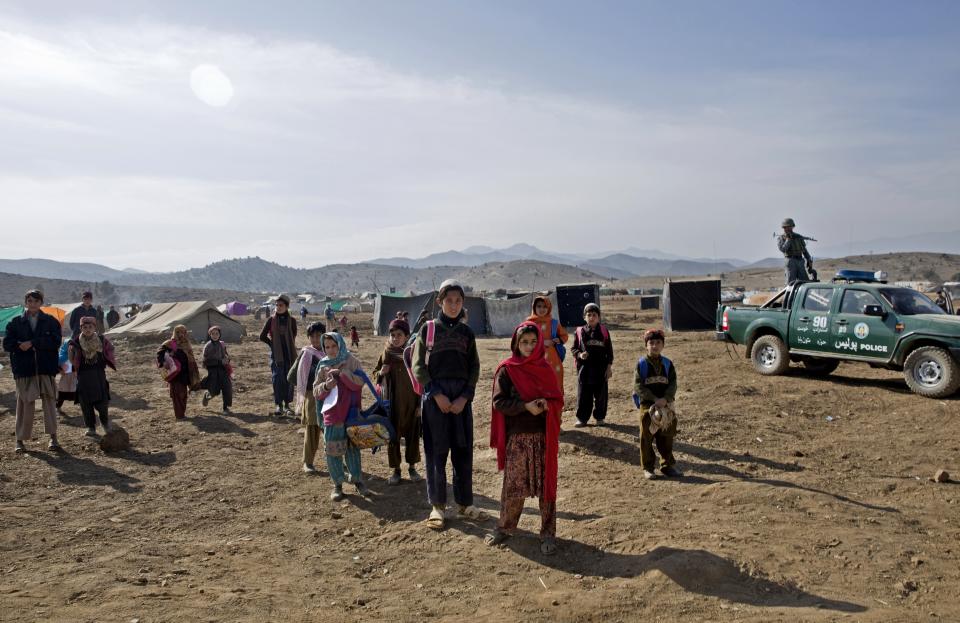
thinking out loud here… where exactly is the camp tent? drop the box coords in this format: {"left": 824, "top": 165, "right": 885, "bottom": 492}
{"left": 662, "top": 279, "right": 720, "bottom": 331}
{"left": 462, "top": 296, "right": 489, "bottom": 336}
{"left": 639, "top": 295, "right": 660, "bottom": 310}
{"left": 372, "top": 292, "right": 436, "bottom": 336}
{"left": 104, "top": 301, "right": 245, "bottom": 342}
{"left": 555, "top": 283, "right": 599, "bottom": 327}
{"left": 0, "top": 306, "right": 24, "bottom": 337}
{"left": 225, "top": 301, "right": 248, "bottom": 316}
{"left": 485, "top": 294, "right": 536, "bottom": 336}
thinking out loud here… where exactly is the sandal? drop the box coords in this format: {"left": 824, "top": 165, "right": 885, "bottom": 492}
{"left": 457, "top": 505, "right": 483, "bottom": 520}
{"left": 540, "top": 538, "right": 558, "bottom": 556}
{"left": 48, "top": 439, "right": 63, "bottom": 452}
{"left": 426, "top": 506, "right": 445, "bottom": 530}
{"left": 484, "top": 530, "right": 510, "bottom": 547}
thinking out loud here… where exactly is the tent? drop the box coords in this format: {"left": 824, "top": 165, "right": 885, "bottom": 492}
{"left": 555, "top": 283, "right": 599, "bottom": 327}
{"left": 105, "top": 301, "right": 246, "bottom": 342}
{"left": 372, "top": 292, "right": 436, "bottom": 336}
{"left": 640, "top": 295, "right": 660, "bottom": 310}
{"left": 0, "top": 306, "right": 24, "bottom": 337}
{"left": 462, "top": 296, "right": 489, "bottom": 336}
{"left": 225, "top": 301, "right": 248, "bottom": 316}
{"left": 485, "top": 294, "right": 536, "bottom": 336}
{"left": 662, "top": 279, "right": 720, "bottom": 331}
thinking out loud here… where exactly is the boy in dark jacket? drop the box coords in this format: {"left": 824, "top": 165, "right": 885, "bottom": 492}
{"left": 570, "top": 302, "right": 614, "bottom": 427}
{"left": 633, "top": 328, "right": 681, "bottom": 479}
{"left": 412, "top": 280, "right": 482, "bottom": 529}
{"left": 3, "top": 290, "right": 64, "bottom": 452}
{"left": 259, "top": 294, "right": 297, "bottom": 416}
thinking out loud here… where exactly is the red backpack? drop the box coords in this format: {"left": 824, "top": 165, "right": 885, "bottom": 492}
{"left": 402, "top": 320, "right": 435, "bottom": 396}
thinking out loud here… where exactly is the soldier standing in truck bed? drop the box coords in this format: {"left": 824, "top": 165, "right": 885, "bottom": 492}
{"left": 777, "top": 217, "right": 813, "bottom": 285}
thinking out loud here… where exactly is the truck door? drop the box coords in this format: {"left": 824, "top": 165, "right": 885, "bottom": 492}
{"left": 832, "top": 289, "right": 897, "bottom": 360}
{"left": 791, "top": 285, "right": 836, "bottom": 354}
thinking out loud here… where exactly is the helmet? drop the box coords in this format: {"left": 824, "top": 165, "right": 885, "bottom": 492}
{"left": 781, "top": 218, "right": 796, "bottom": 228}
{"left": 583, "top": 302, "right": 601, "bottom": 315}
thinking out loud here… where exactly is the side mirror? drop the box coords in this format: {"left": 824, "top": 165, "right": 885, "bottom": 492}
{"left": 863, "top": 304, "right": 886, "bottom": 318}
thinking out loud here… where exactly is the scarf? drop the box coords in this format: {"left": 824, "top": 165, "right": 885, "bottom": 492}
{"left": 269, "top": 313, "right": 296, "bottom": 364}
{"left": 526, "top": 295, "right": 553, "bottom": 327}
{"left": 489, "top": 321, "right": 564, "bottom": 501}
{"left": 78, "top": 332, "right": 103, "bottom": 361}
{"left": 295, "top": 345, "right": 325, "bottom": 412}
{"left": 167, "top": 325, "right": 200, "bottom": 387}
{"left": 318, "top": 332, "right": 350, "bottom": 368}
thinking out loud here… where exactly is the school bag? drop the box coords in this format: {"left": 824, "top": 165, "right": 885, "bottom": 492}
{"left": 631, "top": 355, "right": 673, "bottom": 408}
{"left": 550, "top": 319, "right": 566, "bottom": 362}
{"left": 159, "top": 351, "right": 181, "bottom": 383}
{"left": 575, "top": 324, "right": 610, "bottom": 354}
{"left": 344, "top": 369, "right": 397, "bottom": 452}
{"left": 402, "top": 319, "right": 435, "bottom": 396}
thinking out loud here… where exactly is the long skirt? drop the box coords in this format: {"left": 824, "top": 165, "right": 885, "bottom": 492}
{"left": 497, "top": 431, "right": 556, "bottom": 538}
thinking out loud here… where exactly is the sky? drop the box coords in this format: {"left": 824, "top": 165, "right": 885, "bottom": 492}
{"left": 1, "top": 1, "right": 958, "bottom": 271}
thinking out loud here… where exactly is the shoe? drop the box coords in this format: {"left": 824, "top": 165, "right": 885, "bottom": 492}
{"left": 202, "top": 392, "right": 211, "bottom": 407}
{"left": 56, "top": 408, "right": 67, "bottom": 417}
{"left": 85, "top": 428, "right": 97, "bottom": 437}
{"left": 274, "top": 406, "right": 283, "bottom": 416}
{"left": 661, "top": 465, "right": 683, "bottom": 478}
{"left": 643, "top": 469, "right": 657, "bottom": 480}
{"left": 484, "top": 530, "right": 510, "bottom": 547}
{"left": 48, "top": 439, "right": 63, "bottom": 452}
{"left": 407, "top": 467, "right": 422, "bottom": 482}
{"left": 426, "top": 506, "right": 445, "bottom": 530}
{"left": 15, "top": 441, "right": 26, "bottom": 454}
{"left": 330, "top": 485, "right": 345, "bottom": 501}
{"left": 595, "top": 420, "right": 606, "bottom": 427}
{"left": 222, "top": 407, "right": 231, "bottom": 415}
{"left": 573, "top": 421, "right": 587, "bottom": 428}
{"left": 456, "top": 505, "right": 483, "bottom": 520}
{"left": 540, "top": 537, "right": 558, "bottom": 556}
{"left": 302, "top": 463, "right": 317, "bottom": 474}
{"left": 284, "top": 407, "right": 295, "bottom": 417}
{"left": 354, "top": 481, "right": 370, "bottom": 496}
{"left": 387, "top": 470, "right": 401, "bottom": 486}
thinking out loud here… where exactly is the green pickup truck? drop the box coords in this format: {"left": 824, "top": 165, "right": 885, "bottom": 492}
{"left": 716, "top": 270, "right": 960, "bottom": 398}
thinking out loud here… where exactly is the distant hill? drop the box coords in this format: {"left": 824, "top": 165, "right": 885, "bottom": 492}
{"left": 0, "top": 258, "right": 142, "bottom": 283}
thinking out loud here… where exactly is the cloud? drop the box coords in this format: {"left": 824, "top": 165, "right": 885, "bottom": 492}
{"left": 0, "top": 14, "right": 957, "bottom": 271}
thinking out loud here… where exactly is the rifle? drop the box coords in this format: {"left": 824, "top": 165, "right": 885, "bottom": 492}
{"left": 773, "top": 232, "right": 818, "bottom": 242}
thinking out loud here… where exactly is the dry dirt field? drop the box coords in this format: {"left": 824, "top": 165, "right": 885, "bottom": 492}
{"left": 1, "top": 297, "right": 958, "bottom": 622}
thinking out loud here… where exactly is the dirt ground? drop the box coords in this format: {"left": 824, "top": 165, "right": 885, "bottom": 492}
{"left": 1, "top": 297, "right": 958, "bottom": 623}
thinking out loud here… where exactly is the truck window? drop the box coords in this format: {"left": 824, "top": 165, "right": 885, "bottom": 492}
{"left": 840, "top": 290, "right": 880, "bottom": 315}
{"left": 802, "top": 287, "right": 834, "bottom": 313}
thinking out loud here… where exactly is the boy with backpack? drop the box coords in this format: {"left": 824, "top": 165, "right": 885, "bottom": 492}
{"left": 411, "top": 279, "right": 482, "bottom": 529}
{"left": 373, "top": 318, "right": 422, "bottom": 485}
{"left": 633, "top": 328, "right": 681, "bottom": 479}
{"left": 570, "top": 302, "right": 613, "bottom": 427}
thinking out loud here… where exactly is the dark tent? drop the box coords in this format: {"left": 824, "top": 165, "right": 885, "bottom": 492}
{"left": 640, "top": 295, "right": 660, "bottom": 310}
{"left": 373, "top": 292, "right": 436, "bottom": 336}
{"left": 663, "top": 279, "right": 720, "bottom": 331}
{"left": 555, "top": 283, "right": 599, "bottom": 327}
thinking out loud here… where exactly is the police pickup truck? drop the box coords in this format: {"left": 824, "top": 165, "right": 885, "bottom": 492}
{"left": 715, "top": 270, "right": 960, "bottom": 398}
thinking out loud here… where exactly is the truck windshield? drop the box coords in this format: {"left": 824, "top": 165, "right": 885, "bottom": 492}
{"left": 879, "top": 288, "right": 945, "bottom": 315}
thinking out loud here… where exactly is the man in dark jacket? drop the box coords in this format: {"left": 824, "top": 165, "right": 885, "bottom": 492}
{"left": 106, "top": 306, "right": 121, "bottom": 329}
{"left": 3, "top": 290, "right": 64, "bottom": 452}
{"left": 69, "top": 291, "right": 98, "bottom": 338}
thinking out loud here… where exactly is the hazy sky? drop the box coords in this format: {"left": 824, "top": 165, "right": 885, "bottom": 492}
{"left": 2, "top": 1, "right": 958, "bottom": 271}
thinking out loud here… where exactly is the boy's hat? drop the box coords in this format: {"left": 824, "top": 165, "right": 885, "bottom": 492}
{"left": 24, "top": 289, "right": 44, "bottom": 302}
{"left": 644, "top": 328, "right": 665, "bottom": 343}
{"left": 276, "top": 294, "right": 291, "bottom": 305}
{"left": 583, "top": 302, "right": 601, "bottom": 315}
{"left": 80, "top": 316, "right": 97, "bottom": 326}
{"left": 82, "top": 291, "right": 93, "bottom": 299}
{"left": 388, "top": 318, "right": 410, "bottom": 335}
{"left": 437, "top": 279, "right": 465, "bottom": 300}
{"left": 207, "top": 325, "right": 221, "bottom": 338}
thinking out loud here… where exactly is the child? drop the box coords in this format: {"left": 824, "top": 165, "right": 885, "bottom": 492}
{"left": 157, "top": 325, "right": 200, "bottom": 420}
{"left": 372, "top": 318, "right": 422, "bottom": 485}
{"left": 350, "top": 326, "right": 360, "bottom": 349}
{"left": 288, "top": 321, "right": 326, "bottom": 473}
{"left": 259, "top": 294, "right": 297, "bottom": 416}
{"left": 487, "top": 322, "right": 563, "bottom": 555}
{"left": 313, "top": 331, "right": 369, "bottom": 500}
{"left": 570, "top": 302, "right": 613, "bottom": 427}
{"left": 412, "top": 279, "right": 482, "bottom": 529}
{"left": 633, "top": 328, "right": 681, "bottom": 479}
{"left": 69, "top": 316, "right": 117, "bottom": 436}
{"left": 56, "top": 338, "right": 77, "bottom": 416}
{"left": 527, "top": 295, "right": 568, "bottom": 389}
{"left": 200, "top": 326, "right": 233, "bottom": 414}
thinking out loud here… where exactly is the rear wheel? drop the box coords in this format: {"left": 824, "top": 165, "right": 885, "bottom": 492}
{"left": 751, "top": 335, "right": 790, "bottom": 375}
{"left": 903, "top": 347, "right": 960, "bottom": 398}
{"left": 803, "top": 358, "right": 840, "bottom": 376}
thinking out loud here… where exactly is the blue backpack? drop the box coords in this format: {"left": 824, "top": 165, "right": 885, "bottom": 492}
{"left": 631, "top": 356, "right": 672, "bottom": 408}
{"left": 551, "top": 319, "right": 566, "bottom": 362}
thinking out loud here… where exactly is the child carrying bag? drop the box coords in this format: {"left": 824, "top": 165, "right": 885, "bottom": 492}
{"left": 402, "top": 319, "right": 435, "bottom": 396}
{"left": 551, "top": 318, "right": 566, "bottom": 362}
{"left": 344, "top": 369, "right": 397, "bottom": 452}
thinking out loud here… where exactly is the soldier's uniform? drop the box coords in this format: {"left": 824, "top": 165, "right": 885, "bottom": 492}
{"left": 777, "top": 217, "right": 812, "bottom": 284}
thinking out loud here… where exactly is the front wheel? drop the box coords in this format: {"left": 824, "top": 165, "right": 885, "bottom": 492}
{"left": 903, "top": 347, "right": 960, "bottom": 398}
{"left": 751, "top": 335, "right": 790, "bottom": 376}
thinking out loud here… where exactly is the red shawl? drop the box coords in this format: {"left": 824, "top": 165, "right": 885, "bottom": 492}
{"left": 489, "top": 321, "right": 564, "bottom": 501}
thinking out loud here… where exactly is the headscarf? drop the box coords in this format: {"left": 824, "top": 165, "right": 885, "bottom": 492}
{"left": 167, "top": 324, "right": 200, "bottom": 387}
{"left": 489, "top": 321, "right": 564, "bottom": 501}
{"left": 318, "top": 331, "right": 350, "bottom": 368}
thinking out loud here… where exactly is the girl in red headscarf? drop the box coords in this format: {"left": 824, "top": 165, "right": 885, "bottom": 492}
{"left": 487, "top": 321, "right": 564, "bottom": 555}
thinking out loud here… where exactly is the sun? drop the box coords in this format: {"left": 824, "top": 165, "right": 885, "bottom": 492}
{"left": 190, "top": 64, "right": 234, "bottom": 107}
